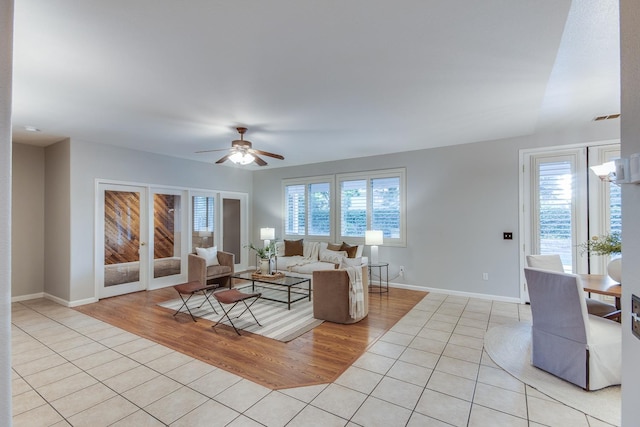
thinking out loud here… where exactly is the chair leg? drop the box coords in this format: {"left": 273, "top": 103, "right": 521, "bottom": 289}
{"left": 173, "top": 293, "right": 197, "bottom": 322}
{"left": 212, "top": 301, "right": 243, "bottom": 335}
{"left": 212, "top": 294, "right": 261, "bottom": 335}
{"left": 197, "top": 289, "right": 218, "bottom": 314}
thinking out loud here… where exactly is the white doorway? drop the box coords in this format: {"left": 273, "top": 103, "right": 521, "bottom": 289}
{"left": 520, "top": 142, "right": 621, "bottom": 301}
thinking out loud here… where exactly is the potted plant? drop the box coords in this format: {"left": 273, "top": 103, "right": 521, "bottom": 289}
{"left": 247, "top": 241, "right": 277, "bottom": 274}
{"left": 579, "top": 232, "right": 622, "bottom": 282}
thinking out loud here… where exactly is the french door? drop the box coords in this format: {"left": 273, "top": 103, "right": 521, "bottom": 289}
{"left": 521, "top": 142, "right": 621, "bottom": 300}
{"left": 97, "top": 183, "right": 148, "bottom": 298}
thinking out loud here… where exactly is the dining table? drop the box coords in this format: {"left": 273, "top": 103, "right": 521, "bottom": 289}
{"left": 579, "top": 273, "right": 621, "bottom": 310}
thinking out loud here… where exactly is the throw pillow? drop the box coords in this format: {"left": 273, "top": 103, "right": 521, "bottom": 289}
{"left": 340, "top": 242, "right": 358, "bottom": 258}
{"left": 327, "top": 243, "right": 343, "bottom": 251}
{"left": 284, "top": 239, "right": 304, "bottom": 256}
{"left": 320, "top": 249, "right": 348, "bottom": 265}
{"left": 196, "top": 246, "right": 219, "bottom": 266}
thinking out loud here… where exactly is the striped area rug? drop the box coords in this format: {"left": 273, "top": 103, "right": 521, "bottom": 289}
{"left": 158, "top": 287, "right": 322, "bottom": 342}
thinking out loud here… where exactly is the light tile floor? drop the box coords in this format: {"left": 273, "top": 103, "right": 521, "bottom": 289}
{"left": 11, "top": 293, "right": 617, "bottom": 427}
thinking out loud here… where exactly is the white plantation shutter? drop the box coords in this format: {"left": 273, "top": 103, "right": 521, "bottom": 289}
{"left": 192, "top": 196, "right": 214, "bottom": 232}
{"left": 340, "top": 179, "right": 367, "bottom": 237}
{"left": 609, "top": 182, "right": 621, "bottom": 234}
{"left": 537, "top": 160, "right": 574, "bottom": 267}
{"left": 371, "top": 177, "right": 400, "bottom": 239}
{"left": 285, "top": 184, "right": 305, "bottom": 235}
{"left": 283, "top": 169, "right": 405, "bottom": 245}
{"left": 308, "top": 182, "right": 330, "bottom": 236}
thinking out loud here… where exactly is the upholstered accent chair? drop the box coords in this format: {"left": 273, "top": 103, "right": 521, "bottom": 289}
{"left": 312, "top": 266, "right": 369, "bottom": 324}
{"left": 526, "top": 254, "right": 618, "bottom": 318}
{"left": 188, "top": 250, "right": 234, "bottom": 288}
{"left": 524, "top": 267, "right": 621, "bottom": 390}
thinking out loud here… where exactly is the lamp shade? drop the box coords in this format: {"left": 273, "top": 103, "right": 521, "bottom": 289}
{"left": 365, "top": 230, "right": 383, "bottom": 246}
{"left": 260, "top": 228, "right": 275, "bottom": 240}
{"left": 589, "top": 161, "right": 616, "bottom": 179}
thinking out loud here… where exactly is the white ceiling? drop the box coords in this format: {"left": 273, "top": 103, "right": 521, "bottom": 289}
{"left": 11, "top": 0, "right": 620, "bottom": 169}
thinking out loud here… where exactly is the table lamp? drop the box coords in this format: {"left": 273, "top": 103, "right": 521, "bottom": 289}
{"left": 365, "top": 230, "right": 383, "bottom": 265}
{"left": 260, "top": 227, "right": 275, "bottom": 248}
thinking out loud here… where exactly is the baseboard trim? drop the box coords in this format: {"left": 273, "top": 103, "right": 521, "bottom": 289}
{"left": 388, "top": 282, "right": 521, "bottom": 304}
{"left": 11, "top": 292, "right": 45, "bottom": 302}
{"left": 64, "top": 296, "right": 99, "bottom": 307}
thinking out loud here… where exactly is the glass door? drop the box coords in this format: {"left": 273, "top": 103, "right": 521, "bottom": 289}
{"left": 221, "top": 192, "right": 249, "bottom": 271}
{"left": 97, "top": 183, "right": 148, "bottom": 298}
{"left": 149, "top": 189, "right": 187, "bottom": 288}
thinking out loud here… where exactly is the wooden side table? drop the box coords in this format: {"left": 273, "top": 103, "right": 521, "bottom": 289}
{"left": 368, "top": 262, "right": 389, "bottom": 294}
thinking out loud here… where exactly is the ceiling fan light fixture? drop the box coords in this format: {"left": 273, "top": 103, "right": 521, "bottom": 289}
{"left": 229, "top": 151, "right": 255, "bottom": 165}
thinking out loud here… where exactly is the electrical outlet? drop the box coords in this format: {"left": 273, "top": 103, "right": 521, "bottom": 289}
{"left": 399, "top": 265, "right": 405, "bottom": 277}
{"left": 503, "top": 232, "right": 513, "bottom": 240}
{"left": 482, "top": 273, "right": 489, "bottom": 280}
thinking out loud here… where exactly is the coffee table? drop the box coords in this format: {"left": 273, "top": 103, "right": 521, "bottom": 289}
{"left": 231, "top": 271, "right": 311, "bottom": 310}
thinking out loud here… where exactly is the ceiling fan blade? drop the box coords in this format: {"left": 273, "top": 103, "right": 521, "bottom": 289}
{"left": 195, "top": 148, "right": 230, "bottom": 154}
{"left": 253, "top": 155, "right": 268, "bottom": 166}
{"left": 215, "top": 154, "right": 231, "bottom": 164}
{"left": 249, "top": 149, "right": 284, "bottom": 160}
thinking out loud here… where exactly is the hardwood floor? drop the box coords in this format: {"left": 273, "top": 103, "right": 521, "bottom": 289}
{"left": 74, "top": 286, "right": 427, "bottom": 390}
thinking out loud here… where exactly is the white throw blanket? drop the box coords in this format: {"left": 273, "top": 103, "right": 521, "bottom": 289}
{"left": 345, "top": 266, "right": 365, "bottom": 319}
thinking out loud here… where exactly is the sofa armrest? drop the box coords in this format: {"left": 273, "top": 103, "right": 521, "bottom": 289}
{"left": 216, "top": 250, "right": 235, "bottom": 273}
{"left": 312, "top": 266, "right": 369, "bottom": 324}
{"left": 188, "top": 253, "right": 207, "bottom": 286}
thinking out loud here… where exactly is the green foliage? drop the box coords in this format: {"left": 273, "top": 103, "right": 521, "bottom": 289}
{"left": 246, "top": 241, "right": 277, "bottom": 259}
{"left": 578, "top": 232, "right": 621, "bottom": 256}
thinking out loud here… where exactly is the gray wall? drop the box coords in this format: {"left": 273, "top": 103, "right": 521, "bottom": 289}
{"left": 621, "top": 0, "right": 640, "bottom": 423}
{"left": 44, "top": 140, "right": 72, "bottom": 301}
{"left": 12, "top": 143, "right": 45, "bottom": 296}
{"left": 0, "top": 0, "right": 12, "bottom": 422}
{"left": 65, "top": 139, "right": 253, "bottom": 303}
{"left": 253, "top": 122, "right": 619, "bottom": 300}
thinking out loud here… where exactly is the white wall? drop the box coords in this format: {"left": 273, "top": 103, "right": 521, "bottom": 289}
{"left": 253, "top": 121, "right": 619, "bottom": 300}
{"left": 64, "top": 139, "right": 253, "bottom": 303}
{"left": 0, "top": 0, "right": 12, "bottom": 423}
{"left": 12, "top": 144, "right": 45, "bottom": 296}
{"left": 620, "top": 0, "right": 640, "bottom": 423}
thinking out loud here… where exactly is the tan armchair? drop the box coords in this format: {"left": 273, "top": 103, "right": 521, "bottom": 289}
{"left": 188, "top": 250, "right": 234, "bottom": 288}
{"left": 312, "top": 266, "right": 369, "bottom": 324}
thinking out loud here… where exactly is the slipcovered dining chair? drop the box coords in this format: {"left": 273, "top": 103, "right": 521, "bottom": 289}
{"left": 526, "top": 254, "right": 618, "bottom": 319}
{"left": 523, "top": 267, "right": 621, "bottom": 390}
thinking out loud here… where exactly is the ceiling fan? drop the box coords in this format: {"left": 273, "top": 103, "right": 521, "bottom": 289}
{"left": 196, "top": 127, "right": 284, "bottom": 166}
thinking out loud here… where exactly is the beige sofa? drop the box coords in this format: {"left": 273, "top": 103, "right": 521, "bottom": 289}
{"left": 312, "top": 266, "right": 369, "bottom": 324}
{"left": 188, "top": 250, "right": 234, "bottom": 288}
{"left": 274, "top": 240, "right": 367, "bottom": 277}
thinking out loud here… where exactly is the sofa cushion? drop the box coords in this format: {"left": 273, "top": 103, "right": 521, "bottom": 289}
{"left": 289, "top": 261, "right": 337, "bottom": 275}
{"left": 340, "top": 256, "right": 363, "bottom": 268}
{"left": 303, "top": 241, "right": 320, "bottom": 260}
{"left": 284, "top": 239, "right": 304, "bottom": 256}
{"left": 327, "top": 243, "right": 342, "bottom": 251}
{"left": 340, "top": 242, "right": 358, "bottom": 258}
{"left": 206, "top": 264, "right": 232, "bottom": 277}
{"left": 196, "top": 246, "right": 220, "bottom": 266}
{"left": 276, "top": 255, "right": 306, "bottom": 270}
{"left": 320, "top": 249, "right": 347, "bottom": 265}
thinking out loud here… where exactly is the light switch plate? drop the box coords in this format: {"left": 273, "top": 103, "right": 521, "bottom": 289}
{"left": 632, "top": 294, "right": 640, "bottom": 340}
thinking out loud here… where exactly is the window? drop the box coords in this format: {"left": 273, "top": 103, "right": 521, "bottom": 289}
{"left": 282, "top": 169, "right": 405, "bottom": 245}
{"left": 283, "top": 176, "right": 333, "bottom": 237}
{"left": 192, "top": 195, "right": 215, "bottom": 250}
{"left": 338, "top": 169, "right": 405, "bottom": 245}
{"left": 192, "top": 196, "right": 214, "bottom": 232}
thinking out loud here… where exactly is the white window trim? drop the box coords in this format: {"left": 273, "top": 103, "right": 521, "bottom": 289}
{"left": 337, "top": 168, "right": 406, "bottom": 247}
{"left": 282, "top": 175, "right": 335, "bottom": 241}
{"left": 281, "top": 168, "right": 406, "bottom": 247}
